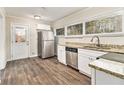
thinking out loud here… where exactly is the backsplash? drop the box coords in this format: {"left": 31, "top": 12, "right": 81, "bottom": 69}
{"left": 57, "top": 38, "right": 124, "bottom": 54}
{"left": 65, "top": 42, "right": 124, "bottom": 49}
{"left": 58, "top": 36, "right": 124, "bottom": 45}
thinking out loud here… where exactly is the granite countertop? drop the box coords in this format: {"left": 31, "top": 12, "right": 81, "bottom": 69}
{"left": 58, "top": 42, "right": 124, "bottom": 54}
{"left": 89, "top": 58, "right": 124, "bottom": 79}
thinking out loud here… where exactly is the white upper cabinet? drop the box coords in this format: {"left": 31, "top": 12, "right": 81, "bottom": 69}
{"left": 36, "top": 24, "right": 51, "bottom": 30}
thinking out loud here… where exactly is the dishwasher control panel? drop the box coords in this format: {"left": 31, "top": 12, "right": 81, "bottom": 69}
{"left": 66, "top": 47, "right": 78, "bottom": 53}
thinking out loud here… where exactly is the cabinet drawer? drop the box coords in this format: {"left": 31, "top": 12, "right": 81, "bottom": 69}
{"left": 58, "top": 45, "right": 65, "bottom": 51}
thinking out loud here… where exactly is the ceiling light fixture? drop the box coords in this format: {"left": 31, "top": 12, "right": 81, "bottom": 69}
{"left": 34, "top": 15, "right": 41, "bottom": 20}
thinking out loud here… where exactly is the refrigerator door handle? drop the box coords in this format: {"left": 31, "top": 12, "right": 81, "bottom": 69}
{"left": 42, "top": 41, "right": 44, "bottom": 58}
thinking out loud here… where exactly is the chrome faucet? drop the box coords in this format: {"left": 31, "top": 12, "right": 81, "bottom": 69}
{"left": 91, "top": 36, "right": 100, "bottom": 47}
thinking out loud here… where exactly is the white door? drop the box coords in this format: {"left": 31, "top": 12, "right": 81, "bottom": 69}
{"left": 12, "top": 24, "right": 29, "bottom": 60}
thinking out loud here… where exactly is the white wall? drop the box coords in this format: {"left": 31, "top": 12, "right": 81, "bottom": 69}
{"left": 6, "top": 16, "right": 51, "bottom": 61}
{"left": 52, "top": 7, "right": 124, "bottom": 45}
{"left": 0, "top": 8, "right": 6, "bottom": 70}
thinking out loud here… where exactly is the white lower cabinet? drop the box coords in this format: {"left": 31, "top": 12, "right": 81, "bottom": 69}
{"left": 57, "top": 46, "right": 107, "bottom": 77}
{"left": 95, "top": 69, "right": 124, "bottom": 85}
{"left": 57, "top": 45, "right": 66, "bottom": 65}
{"left": 78, "top": 54, "right": 95, "bottom": 76}
{"left": 78, "top": 49, "right": 107, "bottom": 77}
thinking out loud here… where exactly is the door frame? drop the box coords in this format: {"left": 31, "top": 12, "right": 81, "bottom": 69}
{"left": 11, "top": 23, "right": 30, "bottom": 61}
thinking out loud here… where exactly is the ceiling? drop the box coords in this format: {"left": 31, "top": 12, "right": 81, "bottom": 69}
{"left": 5, "top": 7, "right": 86, "bottom": 22}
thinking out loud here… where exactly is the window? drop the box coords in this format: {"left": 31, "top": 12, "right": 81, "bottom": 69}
{"left": 85, "top": 15, "right": 122, "bottom": 34}
{"left": 15, "top": 27, "right": 26, "bottom": 43}
{"left": 56, "top": 28, "right": 65, "bottom": 36}
{"left": 67, "top": 23, "right": 83, "bottom": 35}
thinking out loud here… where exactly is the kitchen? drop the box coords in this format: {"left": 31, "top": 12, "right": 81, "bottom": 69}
{"left": 0, "top": 7, "right": 124, "bottom": 85}
{"left": 54, "top": 7, "right": 124, "bottom": 85}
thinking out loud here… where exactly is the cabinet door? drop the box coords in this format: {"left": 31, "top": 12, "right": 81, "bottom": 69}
{"left": 57, "top": 49, "right": 62, "bottom": 62}
{"left": 95, "top": 70, "right": 124, "bottom": 85}
{"left": 61, "top": 51, "right": 66, "bottom": 65}
{"left": 78, "top": 54, "right": 95, "bottom": 76}
{"left": 57, "top": 45, "right": 66, "bottom": 65}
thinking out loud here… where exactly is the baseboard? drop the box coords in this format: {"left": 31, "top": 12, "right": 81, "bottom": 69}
{"left": 6, "top": 55, "right": 38, "bottom": 62}
{"left": 29, "top": 54, "right": 38, "bottom": 58}
{"left": 6, "top": 59, "right": 12, "bottom": 62}
{"left": 79, "top": 70, "right": 91, "bottom": 78}
{"left": 0, "top": 60, "right": 7, "bottom": 70}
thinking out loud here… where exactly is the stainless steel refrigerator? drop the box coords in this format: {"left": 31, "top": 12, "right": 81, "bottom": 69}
{"left": 38, "top": 31, "right": 54, "bottom": 58}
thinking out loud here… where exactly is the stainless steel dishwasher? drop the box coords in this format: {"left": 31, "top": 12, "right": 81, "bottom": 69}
{"left": 66, "top": 47, "right": 78, "bottom": 69}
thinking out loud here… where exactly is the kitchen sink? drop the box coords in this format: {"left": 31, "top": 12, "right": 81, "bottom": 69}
{"left": 83, "top": 45, "right": 111, "bottom": 50}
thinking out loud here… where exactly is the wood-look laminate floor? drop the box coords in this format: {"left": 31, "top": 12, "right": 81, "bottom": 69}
{"left": 1, "top": 57, "right": 91, "bottom": 85}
